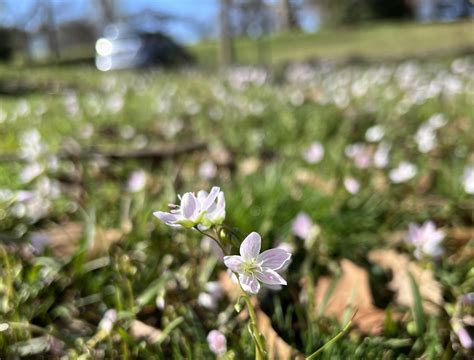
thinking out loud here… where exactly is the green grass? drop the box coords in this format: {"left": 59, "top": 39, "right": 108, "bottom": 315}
{"left": 0, "top": 50, "right": 473, "bottom": 358}
{"left": 190, "top": 21, "right": 474, "bottom": 67}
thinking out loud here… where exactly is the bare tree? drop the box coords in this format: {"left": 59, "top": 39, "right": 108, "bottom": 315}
{"left": 42, "top": 0, "right": 60, "bottom": 59}
{"left": 96, "top": 0, "right": 116, "bottom": 27}
{"left": 219, "top": 0, "right": 234, "bottom": 67}
{"left": 279, "top": 0, "right": 298, "bottom": 31}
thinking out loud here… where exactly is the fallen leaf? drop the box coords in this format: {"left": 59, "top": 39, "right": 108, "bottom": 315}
{"left": 130, "top": 320, "right": 162, "bottom": 344}
{"left": 313, "top": 259, "right": 387, "bottom": 334}
{"left": 383, "top": 230, "right": 406, "bottom": 246}
{"left": 210, "top": 145, "right": 233, "bottom": 166}
{"left": 368, "top": 249, "right": 443, "bottom": 315}
{"left": 415, "top": 172, "right": 433, "bottom": 194}
{"left": 257, "top": 309, "right": 303, "bottom": 360}
{"left": 239, "top": 157, "right": 261, "bottom": 176}
{"left": 295, "top": 169, "right": 335, "bottom": 195}
{"left": 218, "top": 272, "right": 303, "bottom": 360}
{"left": 448, "top": 227, "right": 474, "bottom": 245}
{"left": 33, "top": 222, "right": 122, "bottom": 259}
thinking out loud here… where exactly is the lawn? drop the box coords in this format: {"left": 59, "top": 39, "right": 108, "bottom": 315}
{"left": 0, "top": 45, "right": 473, "bottom": 358}
{"left": 190, "top": 21, "right": 474, "bottom": 67}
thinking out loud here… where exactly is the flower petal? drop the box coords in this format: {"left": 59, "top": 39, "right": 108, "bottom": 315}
{"left": 153, "top": 211, "right": 179, "bottom": 226}
{"left": 206, "top": 192, "right": 226, "bottom": 223}
{"left": 257, "top": 249, "right": 291, "bottom": 271}
{"left": 181, "top": 192, "right": 198, "bottom": 219}
{"left": 201, "top": 186, "right": 220, "bottom": 211}
{"left": 240, "top": 232, "right": 261, "bottom": 260}
{"left": 255, "top": 268, "right": 287, "bottom": 286}
{"left": 239, "top": 274, "right": 260, "bottom": 294}
{"left": 223, "top": 255, "right": 244, "bottom": 272}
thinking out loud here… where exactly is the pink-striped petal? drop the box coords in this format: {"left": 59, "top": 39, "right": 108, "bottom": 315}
{"left": 153, "top": 211, "right": 179, "bottom": 225}
{"left": 240, "top": 232, "right": 261, "bottom": 260}
{"left": 181, "top": 192, "right": 198, "bottom": 219}
{"left": 255, "top": 268, "right": 287, "bottom": 286}
{"left": 239, "top": 274, "right": 260, "bottom": 294}
{"left": 223, "top": 255, "right": 244, "bottom": 272}
{"left": 201, "top": 186, "right": 220, "bottom": 211}
{"left": 257, "top": 249, "right": 291, "bottom": 271}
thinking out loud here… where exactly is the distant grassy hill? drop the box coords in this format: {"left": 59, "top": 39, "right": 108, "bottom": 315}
{"left": 189, "top": 21, "right": 474, "bottom": 67}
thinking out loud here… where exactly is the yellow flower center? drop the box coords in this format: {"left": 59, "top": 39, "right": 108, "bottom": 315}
{"left": 241, "top": 259, "right": 259, "bottom": 275}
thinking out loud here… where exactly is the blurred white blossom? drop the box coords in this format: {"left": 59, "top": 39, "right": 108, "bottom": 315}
{"left": 303, "top": 142, "right": 324, "bottom": 164}
{"left": 344, "top": 177, "right": 360, "bottom": 194}
{"left": 389, "top": 162, "right": 417, "bottom": 183}
{"left": 406, "top": 221, "right": 445, "bottom": 259}
{"left": 207, "top": 330, "right": 227, "bottom": 355}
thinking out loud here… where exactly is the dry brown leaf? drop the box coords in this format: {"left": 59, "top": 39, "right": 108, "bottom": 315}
{"left": 383, "top": 230, "right": 406, "bottom": 246}
{"left": 314, "top": 259, "right": 387, "bottom": 334}
{"left": 257, "top": 310, "right": 303, "bottom": 360}
{"left": 368, "top": 249, "right": 443, "bottom": 315}
{"left": 218, "top": 271, "right": 242, "bottom": 302}
{"left": 218, "top": 272, "right": 303, "bottom": 360}
{"left": 239, "top": 157, "right": 261, "bottom": 176}
{"left": 34, "top": 222, "right": 122, "bottom": 259}
{"left": 210, "top": 145, "right": 233, "bottom": 166}
{"left": 415, "top": 172, "right": 433, "bottom": 194}
{"left": 295, "top": 169, "right": 335, "bottom": 195}
{"left": 130, "top": 320, "right": 162, "bottom": 344}
{"left": 448, "top": 227, "right": 474, "bottom": 245}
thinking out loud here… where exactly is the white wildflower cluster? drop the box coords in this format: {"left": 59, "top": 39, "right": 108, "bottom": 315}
{"left": 154, "top": 187, "right": 292, "bottom": 295}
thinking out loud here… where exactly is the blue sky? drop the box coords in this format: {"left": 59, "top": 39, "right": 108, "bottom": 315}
{"left": 1, "top": 0, "right": 470, "bottom": 43}
{"left": 0, "top": 0, "right": 219, "bottom": 43}
{"left": 0, "top": 0, "right": 320, "bottom": 43}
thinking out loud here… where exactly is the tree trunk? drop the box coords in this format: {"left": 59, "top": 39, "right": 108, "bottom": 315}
{"left": 219, "top": 0, "right": 234, "bottom": 67}
{"left": 44, "top": 0, "right": 60, "bottom": 60}
{"left": 280, "top": 0, "right": 298, "bottom": 31}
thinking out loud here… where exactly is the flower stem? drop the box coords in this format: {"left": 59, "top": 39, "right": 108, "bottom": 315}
{"left": 305, "top": 311, "right": 356, "bottom": 359}
{"left": 195, "top": 227, "right": 226, "bottom": 254}
{"left": 237, "top": 279, "right": 266, "bottom": 359}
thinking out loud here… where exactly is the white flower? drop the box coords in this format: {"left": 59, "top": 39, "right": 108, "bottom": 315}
{"left": 198, "top": 282, "right": 224, "bottom": 310}
{"left": 406, "top": 221, "right": 445, "bottom": 259}
{"left": 365, "top": 125, "right": 385, "bottom": 142}
{"left": 20, "top": 129, "right": 44, "bottom": 160}
{"left": 344, "top": 177, "right": 360, "bottom": 194}
{"left": 345, "top": 143, "right": 371, "bottom": 168}
{"left": 224, "top": 232, "right": 291, "bottom": 294}
{"left": 303, "top": 142, "right": 324, "bottom": 164}
{"left": 98, "top": 309, "right": 117, "bottom": 334}
{"left": 207, "top": 330, "right": 227, "bottom": 355}
{"left": 427, "top": 113, "right": 447, "bottom": 129}
{"left": 127, "top": 170, "right": 146, "bottom": 193}
{"left": 19, "top": 162, "right": 44, "bottom": 183}
{"left": 415, "top": 124, "right": 437, "bottom": 153}
{"left": 389, "top": 162, "right": 417, "bottom": 183}
{"left": 291, "top": 212, "right": 313, "bottom": 240}
{"left": 154, "top": 187, "right": 225, "bottom": 229}
{"left": 199, "top": 160, "right": 217, "bottom": 180}
{"left": 462, "top": 165, "right": 474, "bottom": 194}
{"left": 374, "top": 142, "right": 391, "bottom": 168}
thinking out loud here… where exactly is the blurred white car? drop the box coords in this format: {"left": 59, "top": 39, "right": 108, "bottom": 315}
{"left": 95, "top": 23, "right": 193, "bottom": 71}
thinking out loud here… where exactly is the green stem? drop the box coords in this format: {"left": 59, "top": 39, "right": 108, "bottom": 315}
{"left": 195, "top": 228, "right": 226, "bottom": 254}
{"left": 305, "top": 315, "right": 354, "bottom": 360}
{"left": 237, "top": 279, "right": 266, "bottom": 360}
{"left": 8, "top": 322, "right": 76, "bottom": 348}
{"left": 0, "top": 246, "right": 13, "bottom": 300}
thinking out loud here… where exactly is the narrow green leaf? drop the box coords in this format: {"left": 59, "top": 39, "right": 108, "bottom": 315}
{"left": 407, "top": 271, "right": 426, "bottom": 336}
